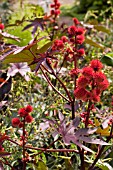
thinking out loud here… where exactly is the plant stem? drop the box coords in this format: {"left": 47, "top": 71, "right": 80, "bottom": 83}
{"left": 2, "top": 158, "right": 15, "bottom": 170}
{"left": 40, "top": 66, "right": 71, "bottom": 102}
{"left": 41, "top": 64, "right": 72, "bottom": 102}
{"left": 71, "top": 100, "right": 75, "bottom": 120}
{"left": 26, "top": 146, "right": 79, "bottom": 153}
{"left": 22, "top": 118, "right": 26, "bottom": 170}
{"left": 7, "top": 138, "right": 79, "bottom": 153}
{"left": 53, "top": 72, "right": 72, "bottom": 102}
{"left": 85, "top": 100, "right": 92, "bottom": 128}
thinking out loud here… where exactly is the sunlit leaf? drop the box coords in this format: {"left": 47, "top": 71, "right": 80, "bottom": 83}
{"left": 36, "top": 160, "right": 48, "bottom": 170}
{"left": 3, "top": 49, "right": 34, "bottom": 64}
{"left": 97, "top": 162, "right": 113, "bottom": 170}
{"left": 94, "top": 118, "right": 111, "bottom": 136}
{"left": 94, "top": 25, "right": 111, "bottom": 34}
{"left": 36, "top": 42, "right": 52, "bottom": 53}
{"left": 85, "top": 37, "right": 104, "bottom": 50}
{"left": 6, "top": 16, "right": 26, "bottom": 27}
{"left": 0, "top": 31, "right": 20, "bottom": 42}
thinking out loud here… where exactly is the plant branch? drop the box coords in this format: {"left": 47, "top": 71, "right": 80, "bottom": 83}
{"left": 40, "top": 66, "right": 70, "bottom": 102}
{"left": 53, "top": 72, "right": 73, "bottom": 102}
{"left": 25, "top": 145, "right": 79, "bottom": 153}
{"left": 2, "top": 158, "right": 15, "bottom": 170}
{"left": 7, "top": 138, "right": 79, "bottom": 153}
{"left": 22, "top": 118, "right": 26, "bottom": 170}
{"left": 41, "top": 64, "right": 72, "bottom": 102}
{"left": 85, "top": 100, "right": 92, "bottom": 128}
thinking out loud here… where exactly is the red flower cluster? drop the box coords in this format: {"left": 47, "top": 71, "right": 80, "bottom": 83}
{"left": 52, "top": 39, "right": 64, "bottom": 50}
{"left": 66, "top": 18, "right": 85, "bottom": 61}
{"left": 50, "top": 0, "right": 61, "bottom": 17}
{"left": 12, "top": 105, "right": 33, "bottom": 127}
{"left": 74, "top": 59, "right": 109, "bottom": 102}
{"left": 0, "top": 23, "right": 4, "bottom": 30}
{"left": 68, "top": 20, "right": 85, "bottom": 45}
{"left": 51, "top": 18, "right": 85, "bottom": 61}
{"left": 73, "top": 18, "right": 80, "bottom": 25}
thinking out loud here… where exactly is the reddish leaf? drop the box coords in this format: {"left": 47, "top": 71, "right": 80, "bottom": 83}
{"left": 22, "top": 17, "right": 45, "bottom": 36}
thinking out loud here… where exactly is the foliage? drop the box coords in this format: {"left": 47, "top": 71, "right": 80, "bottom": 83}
{"left": 0, "top": 0, "right": 113, "bottom": 170}
{"left": 61, "top": 0, "right": 113, "bottom": 22}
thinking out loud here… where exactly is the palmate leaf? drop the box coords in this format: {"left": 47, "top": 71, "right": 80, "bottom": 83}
{"left": 2, "top": 48, "right": 34, "bottom": 64}
{"left": 22, "top": 17, "right": 45, "bottom": 36}
{"left": 40, "top": 114, "right": 107, "bottom": 153}
{"left": 0, "top": 41, "right": 37, "bottom": 63}
{"left": 6, "top": 16, "right": 26, "bottom": 28}
{"left": 1, "top": 37, "right": 52, "bottom": 70}
{"left": 0, "top": 31, "right": 20, "bottom": 42}
{"left": 79, "top": 136, "right": 110, "bottom": 145}
{"left": 75, "top": 127, "right": 97, "bottom": 137}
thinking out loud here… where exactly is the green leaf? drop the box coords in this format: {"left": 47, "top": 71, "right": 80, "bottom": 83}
{"left": 101, "top": 54, "right": 113, "bottom": 67}
{"left": 106, "top": 53, "right": 113, "bottom": 57}
{"left": 0, "top": 31, "right": 20, "bottom": 42}
{"left": 97, "top": 162, "right": 113, "bottom": 170}
{"left": 5, "top": 26, "right": 32, "bottom": 46}
{"left": 37, "top": 41, "right": 52, "bottom": 53}
{"left": 36, "top": 160, "right": 48, "bottom": 170}
{"left": 85, "top": 37, "right": 104, "bottom": 50}
{"left": 94, "top": 25, "right": 111, "bottom": 34}
{"left": 65, "top": 159, "right": 74, "bottom": 170}
{"left": 3, "top": 49, "right": 34, "bottom": 64}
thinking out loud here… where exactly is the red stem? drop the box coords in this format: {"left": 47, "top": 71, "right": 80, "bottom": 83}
{"left": 22, "top": 118, "right": 26, "bottom": 170}
{"left": 40, "top": 66, "right": 71, "bottom": 102}
{"left": 7, "top": 138, "right": 79, "bottom": 153}
{"left": 41, "top": 64, "right": 72, "bottom": 102}
{"left": 2, "top": 158, "right": 15, "bottom": 170}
